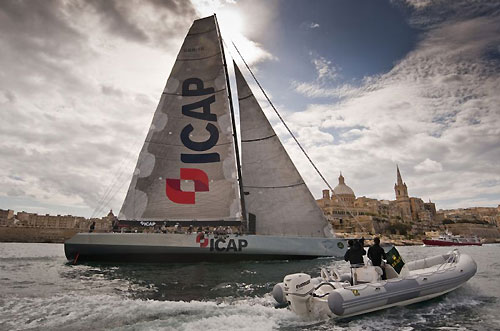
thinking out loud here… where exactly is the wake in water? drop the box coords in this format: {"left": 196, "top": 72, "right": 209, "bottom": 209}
{"left": 1, "top": 282, "right": 492, "bottom": 331}
{"left": 0, "top": 293, "right": 304, "bottom": 331}
{"left": 0, "top": 243, "right": 499, "bottom": 330}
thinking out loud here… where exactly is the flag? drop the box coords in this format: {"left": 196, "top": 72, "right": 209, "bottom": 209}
{"left": 386, "top": 246, "right": 405, "bottom": 274}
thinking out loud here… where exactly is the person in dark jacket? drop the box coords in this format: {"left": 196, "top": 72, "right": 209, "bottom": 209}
{"left": 344, "top": 239, "right": 366, "bottom": 267}
{"left": 368, "top": 237, "right": 387, "bottom": 279}
{"left": 89, "top": 221, "right": 96, "bottom": 233}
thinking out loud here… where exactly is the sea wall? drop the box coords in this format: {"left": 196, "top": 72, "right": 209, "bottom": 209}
{"left": 447, "top": 223, "right": 500, "bottom": 243}
{"left": 0, "top": 227, "right": 80, "bottom": 243}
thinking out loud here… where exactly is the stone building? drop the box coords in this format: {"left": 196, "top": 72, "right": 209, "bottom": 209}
{"left": 0, "top": 209, "right": 115, "bottom": 232}
{"left": 334, "top": 173, "right": 356, "bottom": 207}
{"left": 0, "top": 209, "right": 14, "bottom": 226}
{"left": 317, "top": 174, "right": 372, "bottom": 220}
{"left": 84, "top": 210, "right": 117, "bottom": 232}
{"left": 318, "top": 174, "right": 381, "bottom": 234}
{"left": 15, "top": 211, "right": 86, "bottom": 229}
{"left": 394, "top": 166, "right": 412, "bottom": 221}
{"left": 392, "top": 167, "right": 436, "bottom": 226}
{"left": 316, "top": 166, "right": 438, "bottom": 235}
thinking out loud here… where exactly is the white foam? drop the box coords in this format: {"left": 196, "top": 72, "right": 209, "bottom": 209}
{"left": 0, "top": 293, "right": 304, "bottom": 331}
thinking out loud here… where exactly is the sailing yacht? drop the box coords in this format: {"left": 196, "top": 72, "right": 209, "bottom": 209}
{"left": 64, "top": 15, "right": 348, "bottom": 262}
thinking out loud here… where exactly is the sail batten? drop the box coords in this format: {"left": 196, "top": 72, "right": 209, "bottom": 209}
{"left": 244, "top": 183, "right": 305, "bottom": 189}
{"left": 241, "top": 134, "right": 277, "bottom": 142}
{"left": 162, "top": 87, "right": 226, "bottom": 96}
{"left": 234, "top": 62, "right": 332, "bottom": 238}
{"left": 175, "top": 53, "right": 222, "bottom": 62}
{"left": 119, "top": 16, "right": 240, "bottom": 222}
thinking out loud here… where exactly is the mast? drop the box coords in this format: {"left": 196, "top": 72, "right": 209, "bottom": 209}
{"left": 214, "top": 14, "right": 248, "bottom": 228}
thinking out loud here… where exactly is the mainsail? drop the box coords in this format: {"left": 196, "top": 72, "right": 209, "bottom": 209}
{"left": 234, "top": 63, "right": 332, "bottom": 237}
{"left": 119, "top": 16, "right": 240, "bottom": 221}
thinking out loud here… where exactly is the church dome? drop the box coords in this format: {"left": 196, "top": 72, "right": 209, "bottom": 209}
{"left": 333, "top": 173, "right": 355, "bottom": 196}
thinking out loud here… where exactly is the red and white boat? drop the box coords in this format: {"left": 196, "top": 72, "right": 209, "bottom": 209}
{"left": 423, "top": 232, "right": 482, "bottom": 246}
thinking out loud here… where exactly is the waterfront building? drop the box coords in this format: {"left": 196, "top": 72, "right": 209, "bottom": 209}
{"left": 317, "top": 166, "right": 438, "bottom": 235}
{"left": 316, "top": 166, "right": 500, "bottom": 240}
{"left": 333, "top": 173, "right": 356, "bottom": 207}
{"left": 0, "top": 209, "right": 14, "bottom": 226}
{"left": 0, "top": 209, "right": 115, "bottom": 232}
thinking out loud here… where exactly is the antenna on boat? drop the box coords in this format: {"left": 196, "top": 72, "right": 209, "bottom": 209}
{"left": 214, "top": 14, "right": 248, "bottom": 231}
{"left": 229, "top": 41, "right": 367, "bottom": 234}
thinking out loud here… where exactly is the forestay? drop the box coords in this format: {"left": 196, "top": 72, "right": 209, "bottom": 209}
{"left": 235, "top": 63, "right": 332, "bottom": 237}
{"left": 119, "top": 16, "right": 240, "bottom": 221}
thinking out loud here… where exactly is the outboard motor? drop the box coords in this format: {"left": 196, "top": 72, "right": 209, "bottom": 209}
{"left": 283, "top": 273, "right": 314, "bottom": 316}
{"left": 272, "top": 282, "right": 287, "bottom": 306}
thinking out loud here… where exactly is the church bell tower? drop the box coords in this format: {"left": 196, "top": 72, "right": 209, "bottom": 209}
{"left": 394, "top": 165, "right": 409, "bottom": 200}
{"left": 394, "top": 165, "right": 412, "bottom": 221}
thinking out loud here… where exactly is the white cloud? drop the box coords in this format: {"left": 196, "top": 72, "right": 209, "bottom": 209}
{"left": 192, "top": 0, "right": 275, "bottom": 65}
{"left": 284, "top": 3, "right": 500, "bottom": 208}
{"left": 312, "top": 56, "right": 338, "bottom": 81}
{"left": 403, "top": 0, "right": 432, "bottom": 9}
{"left": 414, "top": 159, "right": 443, "bottom": 173}
{"left": 0, "top": 0, "right": 194, "bottom": 216}
{"left": 1, "top": 0, "right": 498, "bottom": 218}
{"left": 292, "top": 81, "right": 358, "bottom": 99}
{"left": 0, "top": 0, "right": 277, "bottom": 217}
{"left": 291, "top": 54, "right": 344, "bottom": 98}
{"left": 300, "top": 21, "right": 320, "bottom": 30}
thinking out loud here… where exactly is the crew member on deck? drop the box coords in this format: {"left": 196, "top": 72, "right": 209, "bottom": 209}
{"left": 89, "top": 221, "right": 96, "bottom": 233}
{"left": 368, "top": 237, "right": 387, "bottom": 279}
{"left": 112, "top": 219, "right": 119, "bottom": 232}
{"left": 344, "top": 239, "right": 366, "bottom": 267}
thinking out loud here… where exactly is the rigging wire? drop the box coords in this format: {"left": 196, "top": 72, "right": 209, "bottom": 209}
{"left": 228, "top": 40, "right": 367, "bottom": 233}
{"left": 90, "top": 153, "right": 134, "bottom": 219}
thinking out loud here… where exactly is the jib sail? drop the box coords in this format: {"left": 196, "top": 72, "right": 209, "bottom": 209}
{"left": 235, "top": 62, "right": 331, "bottom": 237}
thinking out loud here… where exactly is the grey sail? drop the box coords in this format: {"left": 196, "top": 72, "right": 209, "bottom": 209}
{"left": 235, "top": 63, "right": 332, "bottom": 237}
{"left": 119, "top": 16, "right": 240, "bottom": 221}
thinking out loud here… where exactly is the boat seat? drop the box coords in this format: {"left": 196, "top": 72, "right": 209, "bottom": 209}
{"left": 353, "top": 266, "right": 382, "bottom": 284}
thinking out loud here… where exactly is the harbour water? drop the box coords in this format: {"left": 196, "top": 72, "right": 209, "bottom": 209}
{"left": 0, "top": 243, "right": 498, "bottom": 330}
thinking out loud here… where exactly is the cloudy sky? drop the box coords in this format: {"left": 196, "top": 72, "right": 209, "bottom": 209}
{"left": 1, "top": 0, "right": 499, "bottom": 218}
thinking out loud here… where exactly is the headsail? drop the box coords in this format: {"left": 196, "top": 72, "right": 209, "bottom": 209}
{"left": 119, "top": 16, "right": 240, "bottom": 221}
{"left": 234, "top": 63, "right": 332, "bottom": 237}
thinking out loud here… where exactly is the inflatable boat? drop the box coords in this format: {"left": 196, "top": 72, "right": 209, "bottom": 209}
{"left": 272, "top": 249, "right": 476, "bottom": 319}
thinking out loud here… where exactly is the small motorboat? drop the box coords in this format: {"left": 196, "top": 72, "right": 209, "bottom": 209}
{"left": 272, "top": 249, "right": 476, "bottom": 319}
{"left": 423, "top": 232, "right": 482, "bottom": 246}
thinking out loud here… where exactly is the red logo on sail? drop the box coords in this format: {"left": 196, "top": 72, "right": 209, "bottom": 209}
{"left": 166, "top": 168, "right": 209, "bottom": 204}
{"left": 196, "top": 233, "right": 209, "bottom": 248}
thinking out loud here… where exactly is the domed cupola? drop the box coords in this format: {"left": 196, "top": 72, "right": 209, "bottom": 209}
{"left": 333, "top": 172, "right": 355, "bottom": 206}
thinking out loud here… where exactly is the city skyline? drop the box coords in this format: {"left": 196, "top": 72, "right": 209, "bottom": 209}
{"left": 1, "top": 0, "right": 499, "bottom": 218}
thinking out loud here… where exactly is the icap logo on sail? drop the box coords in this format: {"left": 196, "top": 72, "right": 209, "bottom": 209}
{"left": 166, "top": 78, "right": 219, "bottom": 204}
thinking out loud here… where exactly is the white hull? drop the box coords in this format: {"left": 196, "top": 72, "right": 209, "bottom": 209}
{"left": 64, "top": 233, "right": 348, "bottom": 262}
{"left": 273, "top": 250, "right": 477, "bottom": 319}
